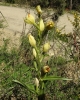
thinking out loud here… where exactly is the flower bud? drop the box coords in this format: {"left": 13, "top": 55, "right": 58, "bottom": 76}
{"left": 28, "top": 34, "right": 36, "bottom": 47}
{"left": 43, "top": 43, "right": 50, "bottom": 52}
{"left": 42, "top": 66, "right": 50, "bottom": 73}
{"left": 24, "top": 13, "right": 35, "bottom": 24}
{"left": 46, "top": 21, "right": 54, "bottom": 30}
{"left": 34, "top": 78, "right": 39, "bottom": 88}
{"left": 33, "top": 48, "right": 37, "bottom": 58}
{"left": 40, "top": 19, "right": 45, "bottom": 31}
{"left": 36, "top": 5, "right": 42, "bottom": 14}
{"left": 56, "top": 28, "right": 60, "bottom": 33}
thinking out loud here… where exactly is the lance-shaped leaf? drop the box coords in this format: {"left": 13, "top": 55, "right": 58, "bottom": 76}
{"left": 13, "top": 80, "right": 36, "bottom": 94}
{"left": 41, "top": 76, "right": 72, "bottom": 81}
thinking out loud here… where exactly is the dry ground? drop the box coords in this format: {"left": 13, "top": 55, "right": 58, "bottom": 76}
{"left": 0, "top": 5, "right": 74, "bottom": 49}
{"left": 0, "top": 5, "right": 80, "bottom": 99}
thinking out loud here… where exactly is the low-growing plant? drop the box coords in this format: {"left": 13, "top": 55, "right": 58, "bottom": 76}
{"left": 67, "top": 11, "right": 80, "bottom": 62}
{"left": 13, "top": 5, "right": 71, "bottom": 100}
{"left": 0, "top": 5, "right": 80, "bottom": 100}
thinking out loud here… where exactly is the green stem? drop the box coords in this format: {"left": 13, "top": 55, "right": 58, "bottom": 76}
{"left": 33, "top": 23, "right": 40, "bottom": 31}
{"left": 35, "top": 46, "right": 41, "bottom": 78}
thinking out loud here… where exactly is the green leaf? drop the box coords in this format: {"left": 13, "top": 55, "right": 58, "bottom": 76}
{"left": 41, "top": 76, "right": 72, "bottom": 81}
{"left": 13, "top": 80, "right": 36, "bottom": 94}
{"left": 34, "top": 61, "right": 38, "bottom": 71}
{"left": 13, "top": 80, "right": 26, "bottom": 87}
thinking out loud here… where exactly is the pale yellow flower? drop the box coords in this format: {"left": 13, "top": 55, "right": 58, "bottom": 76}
{"left": 28, "top": 34, "right": 36, "bottom": 47}
{"left": 43, "top": 43, "right": 50, "bottom": 52}
{"left": 36, "top": 5, "right": 42, "bottom": 14}
{"left": 43, "top": 66, "right": 50, "bottom": 73}
{"left": 39, "top": 19, "right": 45, "bottom": 31}
{"left": 34, "top": 78, "right": 39, "bottom": 88}
{"left": 46, "top": 21, "right": 54, "bottom": 30}
{"left": 24, "top": 13, "right": 35, "bottom": 24}
{"left": 33, "top": 48, "right": 37, "bottom": 58}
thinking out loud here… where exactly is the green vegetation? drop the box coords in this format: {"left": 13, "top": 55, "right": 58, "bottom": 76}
{"left": 0, "top": 4, "right": 80, "bottom": 100}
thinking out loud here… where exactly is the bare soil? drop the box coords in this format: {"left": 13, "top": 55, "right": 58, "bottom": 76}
{"left": 0, "top": 5, "right": 74, "bottom": 48}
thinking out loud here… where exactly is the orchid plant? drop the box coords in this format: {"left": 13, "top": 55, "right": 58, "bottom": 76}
{"left": 13, "top": 5, "right": 71, "bottom": 100}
